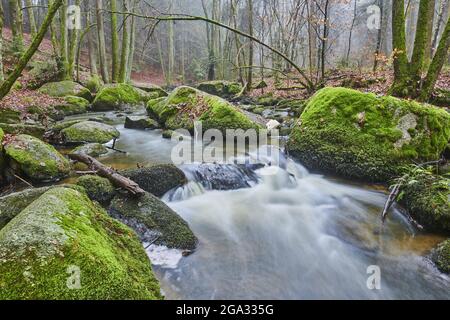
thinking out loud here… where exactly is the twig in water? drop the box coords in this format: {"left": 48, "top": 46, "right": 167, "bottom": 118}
{"left": 13, "top": 174, "right": 34, "bottom": 188}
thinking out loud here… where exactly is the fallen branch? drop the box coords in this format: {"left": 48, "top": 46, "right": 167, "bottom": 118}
{"left": 68, "top": 153, "right": 145, "bottom": 196}
{"left": 381, "top": 183, "right": 401, "bottom": 222}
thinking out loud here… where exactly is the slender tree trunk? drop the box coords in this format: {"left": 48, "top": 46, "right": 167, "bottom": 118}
{"left": 0, "top": 1, "right": 4, "bottom": 82}
{"left": 59, "top": 0, "right": 70, "bottom": 79}
{"left": 110, "top": 0, "right": 120, "bottom": 82}
{"left": 391, "top": 0, "right": 410, "bottom": 95}
{"left": 119, "top": 0, "right": 130, "bottom": 83}
{"left": 320, "top": 0, "right": 330, "bottom": 81}
{"left": 346, "top": 0, "right": 357, "bottom": 66}
{"left": 67, "top": 0, "right": 81, "bottom": 79}
{"left": 420, "top": 16, "right": 450, "bottom": 101}
{"left": 126, "top": 0, "right": 137, "bottom": 82}
{"left": 431, "top": 0, "right": 449, "bottom": 56}
{"left": 87, "top": 4, "right": 98, "bottom": 75}
{"left": 246, "top": 0, "right": 254, "bottom": 91}
{"left": 25, "top": 0, "right": 37, "bottom": 36}
{"left": 96, "top": 0, "right": 109, "bottom": 82}
{"left": 9, "top": 0, "right": 24, "bottom": 54}
{"left": 0, "top": 0, "right": 63, "bottom": 99}
{"left": 373, "top": 0, "right": 384, "bottom": 71}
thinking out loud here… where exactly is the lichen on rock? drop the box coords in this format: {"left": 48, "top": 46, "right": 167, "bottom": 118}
{"left": 38, "top": 80, "right": 92, "bottom": 101}
{"left": 92, "top": 84, "right": 150, "bottom": 111}
{"left": 61, "top": 121, "right": 120, "bottom": 144}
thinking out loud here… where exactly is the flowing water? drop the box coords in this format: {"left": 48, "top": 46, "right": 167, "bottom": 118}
{"left": 75, "top": 112, "right": 449, "bottom": 299}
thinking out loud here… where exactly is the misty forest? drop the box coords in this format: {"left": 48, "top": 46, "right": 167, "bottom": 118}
{"left": 0, "top": 0, "right": 449, "bottom": 300}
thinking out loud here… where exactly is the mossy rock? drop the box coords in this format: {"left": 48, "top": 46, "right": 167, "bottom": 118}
{"left": 4, "top": 134, "right": 71, "bottom": 182}
{"left": 109, "top": 192, "right": 197, "bottom": 250}
{"left": 83, "top": 75, "right": 104, "bottom": 94}
{"left": 54, "top": 96, "right": 89, "bottom": 116}
{"left": 162, "top": 129, "right": 173, "bottom": 139}
{"left": 120, "top": 164, "right": 187, "bottom": 197}
{"left": 430, "top": 88, "right": 450, "bottom": 107}
{"left": 0, "top": 107, "right": 21, "bottom": 124}
{"left": 399, "top": 172, "right": 450, "bottom": 232}
{"left": 147, "top": 86, "right": 261, "bottom": 134}
{"left": 277, "top": 98, "right": 307, "bottom": 117}
{"left": 197, "top": 80, "right": 242, "bottom": 98}
{"left": 0, "top": 128, "right": 5, "bottom": 183}
{"left": 0, "top": 187, "right": 162, "bottom": 299}
{"left": 92, "top": 84, "right": 149, "bottom": 111}
{"left": 132, "top": 83, "right": 168, "bottom": 97}
{"left": 0, "top": 184, "right": 82, "bottom": 230}
{"left": 76, "top": 175, "right": 116, "bottom": 203}
{"left": 61, "top": 121, "right": 120, "bottom": 144}
{"left": 27, "top": 105, "right": 64, "bottom": 121}
{"left": 124, "top": 116, "right": 159, "bottom": 130}
{"left": 431, "top": 239, "right": 450, "bottom": 274}
{"left": 257, "top": 93, "right": 281, "bottom": 106}
{"left": 287, "top": 87, "right": 450, "bottom": 182}
{"left": 72, "top": 143, "right": 108, "bottom": 157}
{"left": 38, "top": 81, "right": 92, "bottom": 101}
{"left": 0, "top": 123, "right": 46, "bottom": 139}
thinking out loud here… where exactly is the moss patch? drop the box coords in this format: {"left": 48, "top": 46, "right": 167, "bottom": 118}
{"left": 432, "top": 239, "right": 450, "bottom": 274}
{"left": 4, "top": 134, "right": 71, "bottom": 182}
{"left": 0, "top": 187, "right": 162, "bottom": 299}
{"left": 197, "top": 80, "right": 242, "bottom": 97}
{"left": 72, "top": 143, "right": 108, "bottom": 157}
{"left": 77, "top": 175, "right": 116, "bottom": 203}
{"left": 54, "top": 96, "right": 89, "bottom": 116}
{"left": 287, "top": 87, "right": 450, "bottom": 182}
{"left": 38, "top": 81, "right": 92, "bottom": 101}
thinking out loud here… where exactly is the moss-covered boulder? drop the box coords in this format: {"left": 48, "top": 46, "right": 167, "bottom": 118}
{"left": 109, "top": 192, "right": 197, "bottom": 250}
{"left": 0, "top": 184, "right": 82, "bottom": 230}
{"left": 0, "top": 128, "right": 5, "bottom": 183}
{"left": 72, "top": 143, "right": 108, "bottom": 157}
{"left": 132, "top": 83, "right": 168, "bottom": 97}
{"left": 0, "top": 107, "right": 21, "bottom": 124}
{"left": 147, "top": 86, "right": 261, "bottom": 134}
{"left": 121, "top": 164, "right": 187, "bottom": 197}
{"left": 399, "top": 172, "right": 450, "bottom": 232}
{"left": 0, "top": 123, "right": 46, "bottom": 139}
{"left": 38, "top": 80, "right": 92, "bottom": 101}
{"left": 124, "top": 116, "right": 159, "bottom": 130}
{"left": 77, "top": 175, "right": 116, "bottom": 203}
{"left": 431, "top": 239, "right": 450, "bottom": 274}
{"left": 61, "top": 121, "right": 120, "bottom": 144}
{"left": 4, "top": 134, "right": 71, "bottom": 182}
{"left": 54, "top": 96, "right": 89, "bottom": 116}
{"left": 91, "top": 84, "right": 149, "bottom": 111}
{"left": 197, "top": 80, "right": 242, "bottom": 98}
{"left": 0, "top": 187, "right": 162, "bottom": 299}
{"left": 287, "top": 87, "right": 450, "bottom": 182}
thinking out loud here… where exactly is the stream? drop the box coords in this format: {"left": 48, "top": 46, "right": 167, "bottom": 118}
{"left": 69, "top": 111, "right": 450, "bottom": 299}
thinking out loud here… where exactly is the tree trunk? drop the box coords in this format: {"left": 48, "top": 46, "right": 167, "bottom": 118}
{"left": 96, "top": 0, "right": 109, "bottom": 82}
{"left": 87, "top": 4, "right": 98, "bottom": 75}
{"left": 0, "top": 1, "right": 4, "bottom": 82}
{"left": 420, "top": 16, "right": 450, "bottom": 101}
{"left": 25, "top": 0, "right": 37, "bottom": 36}
{"left": 246, "top": 0, "right": 254, "bottom": 91}
{"left": 59, "top": 0, "right": 70, "bottom": 79}
{"left": 110, "top": 0, "right": 120, "bottom": 82}
{"left": 9, "top": 0, "right": 24, "bottom": 54}
{"left": 126, "top": 0, "right": 137, "bottom": 82}
{"left": 119, "top": 0, "right": 130, "bottom": 83}
{"left": 0, "top": 0, "right": 63, "bottom": 99}
{"left": 373, "top": 0, "right": 384, "bottom": 71}
{"left": 67, "top": 0, "right": 81, "bottom": 79}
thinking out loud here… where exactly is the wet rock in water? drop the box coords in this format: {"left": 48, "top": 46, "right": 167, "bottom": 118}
{"left": 53, "top": 96, "right": 90, "bottom": 116}
{"left": 76, "top": 175, "right": 116, "bottom": 203}
{"left": 287, "top": 87, "right": 450, "bottom": 183}
{"left": 109, "top": 192, "right": 197, "bottom": 250}
{"left": 399, "top": 172, "right": 450, "bottom": 232}
{"left": 0, "top": 184, "right": 82, "bottom": 229}
{"left": 277, "top": 98, "right": 307, "bottom": 117}
{"left": 72, "top": 143, "right": 108, "bottom": 157}
{"left": 182, "top": 163, "right": 259, "bottom": 191}
{"left": 0, "top": 123, "right": 46, "bottom": 139}
{"left": 124, "top": 116, "right": 159, "bottom": 130}
{"left": 431, "top": 239, "right": 450, "bottom": 274}
{"left": 0, "top": 187, "right": 162, "bottom": 299}
{"left": 256, "top": 93, "right": 281, "bottom": 106}
{"left": 38, "top": 80, "right": 92, "bottom": 101}
{"left": 4, "top": 134, "right": 71, "bottom": 182}
{"left": 91, "top": 83, "right": 150, "bottom": 111}
{"left": 197, "top": 80, "right": 242, "bottom": 98}
{"left": 121, "top": 164, "right": 187, "bottom": 197}
{"left": 146, "top": 86, "right": 261, "bottom": 134}
{"left": 61, "top": 120, "right": 120, "bottom": 144}
{"left": 162, "top": 129, "right": 173, "bottom": 139}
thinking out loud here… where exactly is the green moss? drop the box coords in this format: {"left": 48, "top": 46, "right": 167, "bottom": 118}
{"left": 77, "top": 175, "right": 116, "bottom": 203}
{"left": 62, "top": 121, "right": 120, "bottom": 144}
{"left": 38, "top": 81, "right": 92, "bottom": 101}
{"left": 72, "top": 143, "right": 108, "bottom": 157}
{"left": 0, "top": 107, "right": 21, "bottom": 124}
{"left": 0, "top": 128, "right": 4, "bottom": 180}
{"left": 287, "top": 87, "right": 450, "bottom": 182}
{"left": 0, "top": 187, "right": 162, "bottom": 299}
{"left": 84, "top": 75, "right": 103, "bottom": 94}
{"left": 54, "top": 96, "right": 89, "bottom": 116}
{"left": 92, "top": 84, "right": 149, "bottom": 111}
{"left": 110, "top": 192, "right": 197, "bottom": 250}
{"left": 124, "top": 116, "right": 159, "bottom": 130}
{"left": 4, "top": 134, "right": 71, "bottom": 182}
{"left": 432, "top": 239, "right": 450, "bottom": 274}
{"left": 400, "top": 172, "right": 450, "bottom": 232}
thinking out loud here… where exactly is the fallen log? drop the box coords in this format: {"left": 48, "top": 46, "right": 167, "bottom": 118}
{"left": 68, "top": 153, "right": 146, "bottom": 196}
